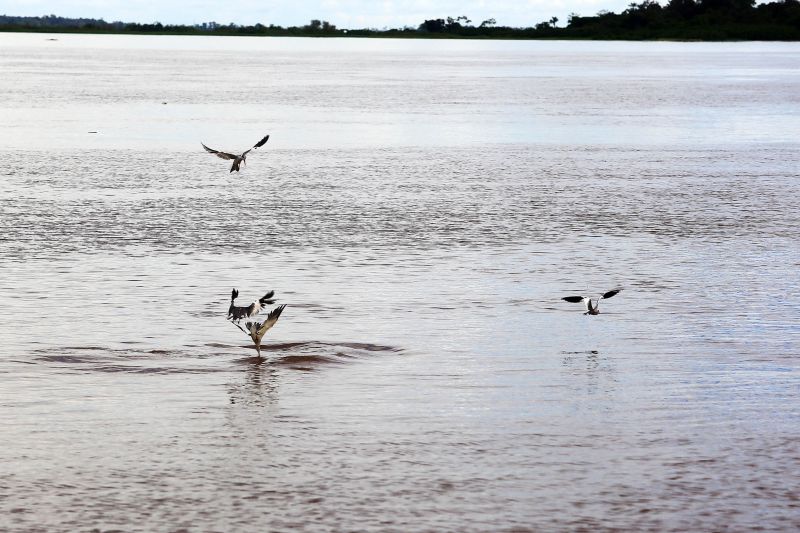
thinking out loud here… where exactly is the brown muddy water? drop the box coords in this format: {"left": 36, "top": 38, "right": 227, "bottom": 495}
{"left": 1, "top": 34, "right": 799, "bottom": 531}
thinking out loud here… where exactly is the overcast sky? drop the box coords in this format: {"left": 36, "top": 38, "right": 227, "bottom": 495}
{"left": 1, "top": 0, "right": 638, "bottom": 29}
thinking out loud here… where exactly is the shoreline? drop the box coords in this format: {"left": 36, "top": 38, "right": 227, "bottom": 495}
{"left": 2, "top": 28, "right": 799, "bottom": 42}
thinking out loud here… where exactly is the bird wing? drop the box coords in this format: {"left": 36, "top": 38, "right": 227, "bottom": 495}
{"left": 252, "top": 134, "right": 270, "bottom": 149}
{"left": 259, "top": 290, "right": 276, "bottom": 306}
{"left": 602, "top": 289, "right": 622, "bottom": 300}
{"left": 562, "top": 296, "right": 585, "bottom": 303}
{"left": 256, "top": 305, "right": 286, "bottom": 340}
{"left": 202, "top": 143, "right": 238, "bottom": 160}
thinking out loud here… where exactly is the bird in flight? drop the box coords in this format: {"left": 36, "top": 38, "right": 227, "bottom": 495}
{"left": 202, "top": 134, "right": 270, "bottom": 172}
{"left": 562, "top": 288, "right": 623, "bottom": 315}
{"left": 227, "top": 288, "right": 286, "bottom": 357}
{"left": 227, "top": 288, "right": 276, "bottom": 322}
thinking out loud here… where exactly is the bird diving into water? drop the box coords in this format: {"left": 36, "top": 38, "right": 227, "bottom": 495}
{"left": 202, "top": 134, "right": 270, "bottom": 172}
{"left": 227, "top": 288, "right": 286, "bottom": 357}
{"left": 562, "top": 288, "right": 623, "bottom": 315}
{"left": 244, "top": 307, "right": 286, "bottom": 357}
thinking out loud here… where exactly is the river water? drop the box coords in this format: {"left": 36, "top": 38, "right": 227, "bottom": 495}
{"left": 1, "top": 34, "right": 799, "bottom": 531}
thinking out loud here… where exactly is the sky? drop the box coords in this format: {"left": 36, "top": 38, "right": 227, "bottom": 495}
{"left": 0, "top": 0, "right": 639, "bottom": 29}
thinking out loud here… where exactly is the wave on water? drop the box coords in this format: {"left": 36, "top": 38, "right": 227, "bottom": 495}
{"left": 31, "top": 341, "right": 402, "bottom": 374}
{"left": 228, "top": 341, "right": 402, "bottom": 371}
{"left": 34, "top": 346, "right": 218, "bottom": 375}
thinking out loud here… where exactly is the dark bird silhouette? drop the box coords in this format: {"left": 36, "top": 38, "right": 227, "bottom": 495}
{"left": 227, "top": 288, "right": 276, "bottom": 322}
{"left": 562, "top": 289, "right": 623, "bottom": 315}
{"left": 202, "top": 134, "right": 270, "bottom": 172}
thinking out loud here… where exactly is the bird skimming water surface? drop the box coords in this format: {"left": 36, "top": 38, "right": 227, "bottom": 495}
{"left": 202, "top": 134, "right": 270, "bottom": 172}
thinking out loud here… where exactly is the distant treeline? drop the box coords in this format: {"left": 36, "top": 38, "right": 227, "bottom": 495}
{"left": 2, "top": 0, "right": 800, "bottom": 40}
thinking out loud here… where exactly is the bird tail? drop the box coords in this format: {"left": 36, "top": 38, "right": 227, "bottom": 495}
{"left": 231, "top": 288, "right": 239, "bottom": 302}
{"left": 230, "top": 160, "right": 240, "bottom": 172}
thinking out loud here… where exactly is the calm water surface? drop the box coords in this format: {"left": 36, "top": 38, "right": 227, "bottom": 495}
{"left": 1, "top": 34, "right": 799, "bottom": 531}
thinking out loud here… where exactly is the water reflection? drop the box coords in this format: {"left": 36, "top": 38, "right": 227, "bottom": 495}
{"left": 561, "top": 350, "right": 618, "bottom": 399}
{"left": 228, "top": 362, "right": 279, "bottom": 408}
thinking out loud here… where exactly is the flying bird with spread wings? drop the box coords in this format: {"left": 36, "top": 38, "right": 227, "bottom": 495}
{"left": 227, "top": 288, "right": 277, "bottom": 322}
{"left": 227, "top": 288, "right": 286, "bottom": 357}
{"left": 202, "top": 134, "right": 270, "bottom": 172}
{"left": 562, "top": 288, "right": 623, "bottom": 315}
